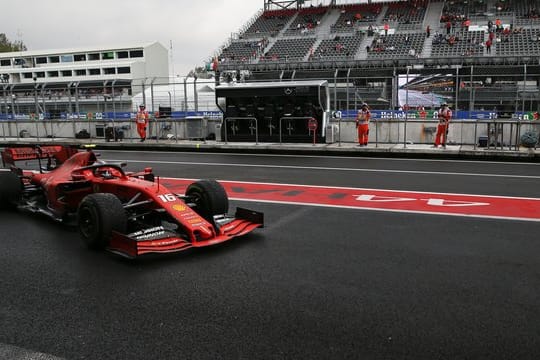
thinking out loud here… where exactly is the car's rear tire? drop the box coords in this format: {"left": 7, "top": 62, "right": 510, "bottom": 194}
{"left": 77, "top": 193, "right": 127, "bottom": 250}
{"left": 186, "top": 179, "right": 229, "bottom": 220}
{"left": 0, "top": 171, "right": 23, "bottom": 210}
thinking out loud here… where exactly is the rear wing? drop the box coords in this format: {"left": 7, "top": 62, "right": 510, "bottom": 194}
{"left": 1, "top": 145, "right": 79, "bottom": 168}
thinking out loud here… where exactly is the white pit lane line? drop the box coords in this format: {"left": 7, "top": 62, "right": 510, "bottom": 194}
{"left": 106, "top": 159, "right": 540, "bottom": 180}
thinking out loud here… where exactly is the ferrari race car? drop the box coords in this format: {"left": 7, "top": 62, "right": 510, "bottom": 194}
{"left": 0, "top": 145, "right": 263, "bottom": 258}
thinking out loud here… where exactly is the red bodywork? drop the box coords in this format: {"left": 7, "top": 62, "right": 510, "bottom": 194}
{"left": 3, "top": 145, "right": 263, "bottom": 257}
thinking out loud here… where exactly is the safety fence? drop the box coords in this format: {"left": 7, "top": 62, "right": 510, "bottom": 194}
{"left": 1, "top": 117, "right": 538, "bottom": 149}
{"left": 0, "top": 118, "right": 220, "bottom": 143}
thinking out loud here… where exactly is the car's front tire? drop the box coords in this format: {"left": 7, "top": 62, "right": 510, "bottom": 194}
{"left": 186, "top": 179, "right": 229, "bottom": 221}
{"left": 78, "top": 193, "right": 127, "bottom": 250}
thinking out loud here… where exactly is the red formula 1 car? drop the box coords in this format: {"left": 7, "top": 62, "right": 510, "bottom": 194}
{"left": 0, "top": 145, "right": 263, "bottom": 258}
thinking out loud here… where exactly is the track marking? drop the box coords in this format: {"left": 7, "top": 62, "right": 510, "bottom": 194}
{"left": 101, "top": 149, "right": 540, "bottom": 166}
{"left": 111, "top": 159, "right": 540, "bottom": 180}
{"left": 163, "top": 178, "right": 540, "bottom": 222}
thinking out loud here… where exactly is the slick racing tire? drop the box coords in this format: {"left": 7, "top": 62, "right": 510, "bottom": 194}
{"left": 78, "top": 193, "right": 127, "bottom": 250}
{"left": 0, "top": 171, "right": 23, "bottom": 209}
{"left": 186, "top": 179, "right": 229, "bottom": 220}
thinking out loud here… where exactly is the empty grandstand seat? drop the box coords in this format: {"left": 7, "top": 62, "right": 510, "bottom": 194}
{"left": 241, "top": 9, "right": 297, "bottom": 38}
{"left": 285, "top": 7, "right": 328, "bottom": 36}
{"left": 494, "top": 28, "right": 540, "bottom": 56}
{"left": 367, "top": 32, "right": 426, "bottom": 59}
{"left": 384, "top": 1, "right": 427, "bottom": 27}
{"left": 262, "top": 37, "right": 317, "bottom": 62}
{"left": 430, "top": 30, "right": 485, "bottom": 57}
{"left": 312, "top": 34, "right": 364, "bottom": 60}
{"left": 331, "top": 3, "right": 382, "bottom": 33}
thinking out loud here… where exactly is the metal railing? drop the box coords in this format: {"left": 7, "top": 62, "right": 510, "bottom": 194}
{"left": 0, "top": 117, "right": 540, "bottom": 150}
{"left": 1, "top": 116, "right": 538, "bottom": 151}
{"left": 279, "top": 116, "right": 315, "bottom": 144}
{"left": 223, "top": 117, "right": 259, "bottom": 144}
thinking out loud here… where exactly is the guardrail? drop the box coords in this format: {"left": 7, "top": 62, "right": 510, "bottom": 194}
{"left": 331, "top": 118, "right": 539, "bottom": 149}
{"left": 0, "top": 118, "right": 221, "bottom": 143}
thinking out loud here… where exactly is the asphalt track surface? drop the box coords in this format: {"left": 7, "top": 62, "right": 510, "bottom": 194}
{"left": 1, "top": 150, "right": 540, "bottom": 360}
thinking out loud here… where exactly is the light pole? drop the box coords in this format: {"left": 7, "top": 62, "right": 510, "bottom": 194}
{"left": 404, "top": 66, "right": 410, "bottom": 148}
{"left": 10, "top": 90, "right": 18, "bottom": 139}
{"left": 33, "top": 77, "right": 39, "bottom": 117}
{"left": 33, "top": 77, "right": 42, "bottom": 139}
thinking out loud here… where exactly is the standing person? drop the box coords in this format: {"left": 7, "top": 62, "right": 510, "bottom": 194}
{"left": 495, "top": 18, "right": 502, "bottom": 32}
{"left": 136, "top": 104, "right": 149, "bottom": 142}
{"left": 433, "top": 102, "right": 452, "bottom": 148}
{"left": 463, "top": 18, "right": 471, "bottom": 31}
{"left": 356, "top": 103, "right": 371, "bottom": 146}
{"left": 418, "top": 106, "right": 427, "bottom": 119}
{"left": 426, "top": 25, "right": 431, "bottom": 38}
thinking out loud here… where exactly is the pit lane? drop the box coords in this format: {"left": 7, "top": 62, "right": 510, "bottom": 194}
{"left": 1, "top": 150, "right": 539, "bottom": 360}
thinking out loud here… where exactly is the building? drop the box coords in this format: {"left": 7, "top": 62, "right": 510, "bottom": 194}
{"left": 0, "top": 42, "right": 169, "bottom": 116}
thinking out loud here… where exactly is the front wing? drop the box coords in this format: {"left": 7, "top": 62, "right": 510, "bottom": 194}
{"left": 107, "top": 208, "right": 263, "bottom": 258}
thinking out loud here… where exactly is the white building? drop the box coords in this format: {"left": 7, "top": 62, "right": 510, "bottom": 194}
{"left": 0, "top": 42, "right": 169, "bottom": 115}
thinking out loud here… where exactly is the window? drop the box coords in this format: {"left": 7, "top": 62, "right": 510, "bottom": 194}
{"left": 49, "top": 56, "right": 60, "bottom": 63}
{"left": 75, "top": 69, "right": 86, "bottom": 76}
{"left": 101, "top": 52, "right": 114, "bottom": 60}
{"left": 36, "top": 57, "right": 47, "bottom": 64}
{"left": 35, "top": 71, "right": 45, "bottom": 78}
{"left": 61, "top": 70, "right": 72, "bottom": 77}
{"left": 88, "top": 53, "right": 100, "bottom": 61}
{"left": 117, "top": 66, "right": 131, "bottom": 74}
{"left": 0, "top": 59, "right": 10, "bottom": 66}
{"left": 103, "top": 67, "right": 116, "bottom": 75}
{"left": 117, "top": 51, "right": 129, "bottom": 59}
{"left": 74, "top": 54, "right": 86, "bottom": 62}
{"left": 47, "top": 71, "right": 59, "bottom": 77}
{"left": 23, "top": 72, "right": 33, "bottom": 79}
{"left": 129, "top": 50, "right": 144, "bottom": 58}
{"left": 88, "top": 68, "right": 100, "bottom": 75}
{"left": 61, "top": 55, "right": 74, "bottom": 63}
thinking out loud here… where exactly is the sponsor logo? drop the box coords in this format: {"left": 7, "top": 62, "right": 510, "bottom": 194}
{"left": 130, "top": 226, "right": 167, "bottom": 241}
{"left": 172, "top": 204, "right": 187, "bottom": 211}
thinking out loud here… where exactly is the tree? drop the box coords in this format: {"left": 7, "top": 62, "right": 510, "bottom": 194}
{"left": 0, "top": 33, "right": 27, "bottom": 52}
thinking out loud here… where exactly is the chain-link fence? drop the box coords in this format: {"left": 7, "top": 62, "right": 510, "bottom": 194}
{"left": 0, "top": 67, "right": 538, "bottom": 148}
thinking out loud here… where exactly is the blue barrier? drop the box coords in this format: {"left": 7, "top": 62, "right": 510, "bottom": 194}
{"left": 0, "top": 110, "right": 536, "bottom": 121}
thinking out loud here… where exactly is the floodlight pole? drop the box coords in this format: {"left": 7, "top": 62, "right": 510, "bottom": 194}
{"left": 404, "top": 66, "right": 409, "bottom": 148}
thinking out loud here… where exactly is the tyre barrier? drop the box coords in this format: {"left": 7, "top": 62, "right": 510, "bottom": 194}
{"left": 520, "top": 131, "right": 539, "bottom": 148}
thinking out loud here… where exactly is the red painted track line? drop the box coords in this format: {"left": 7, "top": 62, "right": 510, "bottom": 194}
{"left": 161, "top": 178, "right": 540, "bottom": 222}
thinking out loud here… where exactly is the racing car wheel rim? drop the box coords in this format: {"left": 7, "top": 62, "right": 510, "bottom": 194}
{"left": 79, "top": 206, "right": 99, "bottom": 240}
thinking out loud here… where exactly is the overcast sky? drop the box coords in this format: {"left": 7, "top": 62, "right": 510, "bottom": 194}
{"left": 2, "top": 0, "right": 263, "bottom": 76}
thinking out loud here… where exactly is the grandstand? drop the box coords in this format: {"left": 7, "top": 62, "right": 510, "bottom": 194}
{"left": 212, "top": 0, "right": 540, "bottom": 113}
